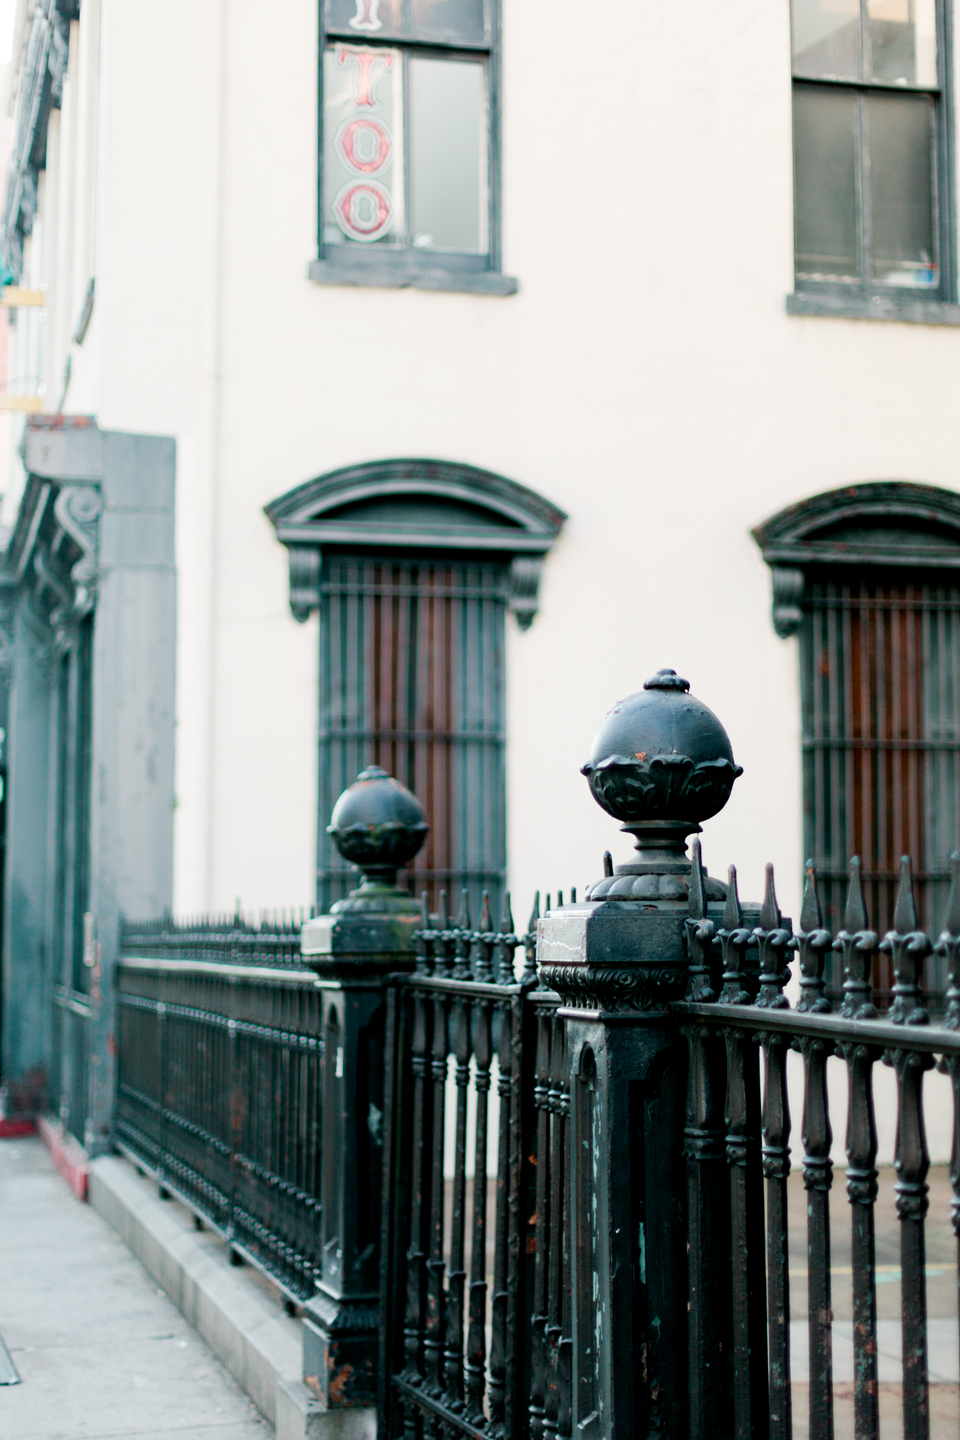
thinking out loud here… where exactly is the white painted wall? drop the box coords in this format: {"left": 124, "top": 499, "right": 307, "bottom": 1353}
{"left": 10, "top": 0, "right": 960, "bottom": 955}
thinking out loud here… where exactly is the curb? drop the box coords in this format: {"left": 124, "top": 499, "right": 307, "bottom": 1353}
{"left": 37, "top": 1115, "right": 89, "bottom": 1198}
{"left": 89, "top": 1153, "right": 376, "bottom": 1440}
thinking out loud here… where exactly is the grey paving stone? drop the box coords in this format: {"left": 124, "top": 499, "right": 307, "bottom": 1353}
{"left": 0, "top": 1138, "right": 271, "bottom": 1439}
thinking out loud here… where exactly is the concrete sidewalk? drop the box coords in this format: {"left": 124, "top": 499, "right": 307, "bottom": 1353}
{"left": 0, "top": 1136, "right": 271, "bottom": 1440}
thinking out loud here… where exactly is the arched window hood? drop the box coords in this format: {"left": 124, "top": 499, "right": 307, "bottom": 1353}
{"left": 265, "top": 458, "right": 566, "bottom": 628}
{"left": 753, "top": 481, "right": 960, "bottom": 637}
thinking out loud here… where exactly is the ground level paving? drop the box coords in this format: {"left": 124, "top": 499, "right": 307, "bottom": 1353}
{"left": 0, "top": 1137, "right": 270, "bottom": 1439}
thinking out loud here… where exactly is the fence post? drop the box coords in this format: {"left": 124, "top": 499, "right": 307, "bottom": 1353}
{"left": 538, "top": 670, "right": 744, "bottom": 1440}
{"left": 299, "top": 766, "right": 427, "bottom": 1407}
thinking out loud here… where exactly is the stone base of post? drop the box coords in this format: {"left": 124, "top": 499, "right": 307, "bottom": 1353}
{"left": 302, "top": 1290, "right": 380, "bottom": 1406}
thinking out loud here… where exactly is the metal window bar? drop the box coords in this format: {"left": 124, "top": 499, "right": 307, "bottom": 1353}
{"left": 800, "top": 571, "right": 960, "bottom": 1005}
{"left": 318, "top": 556, "right": 508, "bottom": 918}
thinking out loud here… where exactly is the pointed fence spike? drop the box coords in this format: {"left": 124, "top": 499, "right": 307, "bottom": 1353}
{"left": 844, "top": 855, "right": 868, "bottom": 932}
{"left": 689, "top": 837, "right": 706, "bottom": 919}
{"left": 456, "top": 888, "right": 471, "bottom": 932}
{"left": 760, "top": 863, "right": 780, "bottom": 929}
{"left": 723, "top": 864, "right": 742, "bottom": 930}
{"left": 527, "top": 892, "right": 540, "bottom": 930}
{"left": 437, "top": 889, "right": 449, "bottom": 929}
{"left": 893, "top": 855, "right": 919, "bottom": 935}
{"left": 944, "top": 853, "right": 960, "bottom": 938}
{"left": 570, "top": 887, "right": 577, "bottom": 904}
{"left": 479, "top": 891, "right": 491, "bottom": 932}
{"left": 557, "top": 891, "right": 564, "bottom": 909}
{"left": 500, "top": 892, "right": 514, "bottom": 934}
{"left": 545, "top": 895, "right": 551, "bottom": 915}
{"left": 800, "top": 860, "right": 823, "bottom": 933}
{"left": 603, "top": 851, "right": 613, "bottom": 878}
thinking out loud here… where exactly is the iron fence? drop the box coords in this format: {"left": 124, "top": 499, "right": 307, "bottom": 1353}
{"left": 675, "top": 846, "right": 960, "bottom": 1440}
{"left": 115, "top": 914, "right": 322, "bottom": 1302}
{"left": 377, "top": 893, "right": 571, "bottom": 1440}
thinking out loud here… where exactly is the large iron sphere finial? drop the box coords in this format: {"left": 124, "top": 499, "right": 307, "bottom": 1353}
{"left": 328, "top": 765, "right": 429, "bottom": 888}
{"left": 582, "top": 669, "right": 742, "bottom": 902}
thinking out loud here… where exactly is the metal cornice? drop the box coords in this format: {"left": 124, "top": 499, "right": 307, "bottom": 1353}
{"left": 264, "top": 458, "right": 567, "bottom": 541}
{"left": 753, "top": 480, "right": 960, "bottom": 568}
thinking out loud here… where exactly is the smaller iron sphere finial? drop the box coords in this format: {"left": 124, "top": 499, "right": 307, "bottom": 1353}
{"left": 327, "top": 766, "right": 429, "bottom": 892}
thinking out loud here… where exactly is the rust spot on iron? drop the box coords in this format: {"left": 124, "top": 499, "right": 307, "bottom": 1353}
{"left": 328, "top": 1364, "right": 354, "bottom": 1406}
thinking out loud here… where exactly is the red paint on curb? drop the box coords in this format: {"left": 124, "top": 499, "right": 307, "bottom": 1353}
{"left": 37, "top": 1115, "right": 89, "bottom": 1200}
{"left": 0, "top": 1118, "right": 36, "bottom": 1138}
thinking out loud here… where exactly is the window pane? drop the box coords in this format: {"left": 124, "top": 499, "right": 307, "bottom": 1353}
{"left": 409, "top": 57, "right": 484, "bottom": 252}
{"left": 792, "top": 0, "right": 861, "bottom": 79}
{"left": 326, "top": 0, "right": 403, "bottom": 34}
{"left": 411, "top": 0, "right": 485, "bottom": 43}
{"left": 323, "top": 45, "right": 404, "bottom": 247}
{"left": 793, "top": 83, "right": 860, "bottom": 279}
{"left": 868, "top": 90, "right": 937, "bottom": 286}
{"left": 867, "top": 0, "right": 937, "bottom": 86}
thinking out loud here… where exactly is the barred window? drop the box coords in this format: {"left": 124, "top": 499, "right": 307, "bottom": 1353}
{"left": 791, "top": 0, "right": 954, "bottom": 308}
{"left": 266, "top": 459, "right": 565, "bottom": 917}
{"left": 755, "top": 482, "right": 960, "bottom": 1006}
{"left": 318, "top": 553, "right": 507, "bottom": 915}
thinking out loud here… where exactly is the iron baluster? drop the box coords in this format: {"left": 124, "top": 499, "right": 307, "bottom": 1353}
{"left": 496, "top": 894, "right": 519, "bottom": 986}
{"left": 755, "top": 864, "right": 792, "bottom": 1012}
{"left": 487, "top": 998, "right": 514, "bottom": 1433}
{"left": 436, "top": 892, "right": 456, "bottom": 977}
{"left": 685, "top": 839, "right": 717, "bottom": 1005}
{"left": 452, "top": 891, "right": 472, "bottom": 982}
{"left": 464, "top": 996, "right": 492, "bottom": 1424}
{"left": 556, "top": 1024, "right": 572, "bottom": 1440}
{"left": 520, "top": 893, "right": 540, "bottom": 986}
{"left": 718, "top": 865, "right": 755, "bottom": 1006}
{"left": 542, "top": 1016, "right": 566, "bottom": 1440}
{"left": 794, "top": 862, "right": 833, "bottom": 1016}
{"left": 882, "top": 858, "right": 933, "bottom": 1440}
{"left": 836, "top": 858, "right": 879, "bottom": 1021}
{"left": 882, "top": 857, "right": 932, "bottom": 1026}
{"left": 719, "top": 863, "right": 768, "bottom": 1439}
{"left": 475, "top": 894, "right": 495, "bottom": 982}
{"left": 834, "top": 858, "right": 881, "bottom": 1440}
{"left": 528, "top": 1006, "right": 552, "bottom": 1440}
{"left": 935, "top": 856, "right": 960, "bottom": 1412}
{"left": 443, "top": 994, "right": 471, "bottom": 1410}
{"left": 684, "top": 838, "right": 732, "bottom": 1436}
{"left": 423, "top": 991, "right": 449, "bottom": 1402}
{"left": 756, "top": 865, "right": 793, "bottom": 1440}
{"left": 799, "top": 1029, "right": 835, "bottom": 1440}
{"left": 403, "top": 987, "right": 432, "bottom": 1389}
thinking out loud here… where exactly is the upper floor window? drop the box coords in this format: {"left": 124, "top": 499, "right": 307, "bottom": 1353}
{"left": 310, "top": 1, "right": 516, "bottom": 294}
{"left": 790, "top": 0, "right": 957, "bottom": 318}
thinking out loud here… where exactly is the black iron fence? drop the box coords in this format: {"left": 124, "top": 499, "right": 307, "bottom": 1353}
{"left": 111, "top": 683, "right": 960, "bottom": 1440}
{"left": 115, "top": 914, "right": 323, "bottom": 1302}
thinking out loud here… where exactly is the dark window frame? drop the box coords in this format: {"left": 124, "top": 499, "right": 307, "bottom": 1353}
{"left": 266, "top": 459, "right": 566, "bottom": 909}
{"left": 755, "top": 480, "right": 960, "bottom": 1004}
{"left": 788, "top": 0, "right": 959, "bottom": 324}
{"left": 309, "top": 0, "right": 516, "bottom": 295}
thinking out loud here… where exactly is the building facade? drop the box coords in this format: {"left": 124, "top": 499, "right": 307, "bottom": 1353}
{"left": 2, "top": 0, "right": 960, "bottom": 1134}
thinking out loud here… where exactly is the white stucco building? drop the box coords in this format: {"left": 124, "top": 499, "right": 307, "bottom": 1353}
{"left": 3, "top": 0, "right": 960, "bottom": 1142}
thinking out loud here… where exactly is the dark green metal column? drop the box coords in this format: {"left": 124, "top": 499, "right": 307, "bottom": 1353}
{"left": 300, "top": 766, "right": 426, "bottom": 1406}
{"left": 538, "top": 668, "right": 744, "bottom": 1440}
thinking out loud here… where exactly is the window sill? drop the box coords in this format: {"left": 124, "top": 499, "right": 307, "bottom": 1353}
{"left": 787, "top": 290, "right": 960, "bottom": 326}
{"left": 308, "top": 256, "right": 518, "bottom": 296}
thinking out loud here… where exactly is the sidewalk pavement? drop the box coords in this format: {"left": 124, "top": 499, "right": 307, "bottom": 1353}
{"left": 0, "top": 1136, "right": 271, "bottom": 1439}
